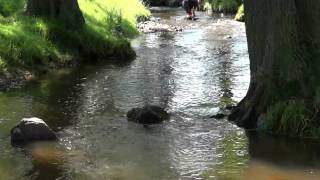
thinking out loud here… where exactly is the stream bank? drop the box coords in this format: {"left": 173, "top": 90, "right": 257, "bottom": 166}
{"left": 0, "top": 0, "right": 149, "bottom": 91}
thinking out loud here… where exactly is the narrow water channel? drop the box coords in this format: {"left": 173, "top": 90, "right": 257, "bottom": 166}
{"left": 1, "top": 8, "right": 320, "bottom": 180}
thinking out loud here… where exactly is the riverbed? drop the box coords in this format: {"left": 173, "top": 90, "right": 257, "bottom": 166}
{"left": 1, "top": 7, "right": 320, "bottom": 180}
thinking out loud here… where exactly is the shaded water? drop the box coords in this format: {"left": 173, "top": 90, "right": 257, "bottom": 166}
{"left": 1, "top": 8, "right": 320, "bottom": 180}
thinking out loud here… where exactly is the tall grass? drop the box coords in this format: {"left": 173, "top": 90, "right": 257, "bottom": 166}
{"left": 0, "top": 0, "right": 24, "bottom": 17}
{"left": 235, "top": 4, "right": 244, "bottom": 22}
{"left": 79, "top": 0, "right": 150, "bottom": 37}
{"left": 0, "top": 0, "right": 150, "bottom": 70}
{"left": 260, "top": 100, "right": 313, "bottom": 137}
{"left": 204, "top": 0, "right": 241, "bottom": 13}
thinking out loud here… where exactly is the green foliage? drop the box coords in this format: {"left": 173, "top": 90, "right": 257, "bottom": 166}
{"left": 79, "top": 0, "right": 150, "bottom": 38}
{"left": 260, "top": 100, "right": 312, "bottom": 137}
{"left": 235, "top": 4, "right": 244, "bottom": 22}
{"left": 314, "top": 87, "right": 320, "bottom": 110}
{"left": 203, "top": 2, "right": 212, "bottom": 11}
{"left": 0, "top": 56, "right": 4, "bottom": 68}
{"left": 259, "top": 102, "right": 286, "bottom": 132}
{"left": 278, "top": 101, "right": 310, "bottom": 135}
{"left": 0, "top": 0, "right": 24, "bottom": 17}
{"left": 0, "top": 0, "right": 149, "bottom": 70}
{"left": 203, "top": 0, "right": 241, "bottom": 13}
{"left": 207, "top": 0, "right": 241, "bottom": 13}
{"left": 0, "top": 17, "right": 58, "bottom": 68}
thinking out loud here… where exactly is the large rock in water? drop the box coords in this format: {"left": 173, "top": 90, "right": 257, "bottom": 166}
{"left": 11, "top": 117, "right": 57, "bottom": 144}
{"left": 127, "top": 105, "right": 169, "bottom": 124}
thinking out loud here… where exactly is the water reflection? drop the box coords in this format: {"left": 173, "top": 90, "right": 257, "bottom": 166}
{"left": 25, "top": 142, "right": 65, "bottom": 180}
{"left": 243, "top": 160, "right": 320, "bottom": 180}
{"left": 202, "top": 129, "right": 248, "bottom": 180}
{"left": 247, "top": 132, "right": 320, "bottom": 168}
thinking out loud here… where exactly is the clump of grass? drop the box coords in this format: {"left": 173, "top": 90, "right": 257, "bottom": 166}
{"left": 203, "top": 0, "right": 241, "bottom": 14}
{"left": 313, "top": 87, "right": 320, "bottom": 111}
{"left": 0, "top": 17, "right": 59, "bottom": 68}
{"left": 278, "top": 100, "right": 310, "bottom": 136}
{"left": 79, "top": 0, "right": 150, "bottom": 37}
{"left": 210, "top": 0, "right": 240, "bottom": 13}
{"left": 0, "top": 0, "right": 24, "bottom": 17}
{"left": 0, "top": 0, "right": 150, "bottom": 70}
{"left": 259, "top": 100, "right": 312, "bottom": 137}
{"left": 310, "top": 88, "right": 320, "bottom": 137}
{"left": 203, "top": 2, "right": 212, "bottom": 11}
{"left": 235, "top": 4, "right": 244, "bottom": 22}
{"left": 0, "top": 56, "right": 5, "bottom": 68}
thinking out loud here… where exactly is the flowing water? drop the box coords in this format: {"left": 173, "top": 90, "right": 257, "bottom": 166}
{"left": 1, "top": 8, "right": 320, "bottom": 180}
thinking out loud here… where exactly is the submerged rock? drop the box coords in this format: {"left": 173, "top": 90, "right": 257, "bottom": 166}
{"left": 127, "top": 105, "right": 169, "bottom": 124}
{"left": 0, "top": 69, "right": 32, "bottom": 91}
{"left": 226, "top": 105, "right": 236, "bottom": 111}
{"left": 210, "top": 113, "right": 226, "bottom": 119}
{"left": 11, "top": 117, "right": 57, "bottom": 144}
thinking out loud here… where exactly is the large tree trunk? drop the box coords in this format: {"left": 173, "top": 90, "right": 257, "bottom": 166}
{"left": 229, "top": 0, "right": 320, "bottom": 132}
{"left": 26, "top": 0, "right": 84, "bottom": 26}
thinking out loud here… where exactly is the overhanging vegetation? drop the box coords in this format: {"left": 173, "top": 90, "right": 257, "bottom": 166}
{"left": 0, "top": 0, "right": 150, "bottom": 71}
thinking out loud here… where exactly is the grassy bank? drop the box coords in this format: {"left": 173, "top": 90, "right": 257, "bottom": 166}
{"left": 235, "top": 4, "right": 244, "bottom": 22}
{"left": 203, "top": 0, "right": 242, "bottom": 14}
{"left": 0, "top": 0, "right": 150, "bottom": 72}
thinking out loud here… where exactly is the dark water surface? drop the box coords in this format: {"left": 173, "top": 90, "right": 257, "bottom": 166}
{"left": 1, "top": 8, "right": 320, "bottom": 180}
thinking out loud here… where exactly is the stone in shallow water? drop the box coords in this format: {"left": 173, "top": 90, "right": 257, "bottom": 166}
{"left": 11, "top": 117, "right": 57, "bottom": 145}
{"left": 127, "top": 105, "right": 169, "bottom": 125}
{"left": 210, "top": 113, "right": 226, "bottom": 119}
{"left": 137, "top": 20, "right": 183, "bottom": 33}
{"left": 226, "top": 105, "right": 236, "bottom": 111}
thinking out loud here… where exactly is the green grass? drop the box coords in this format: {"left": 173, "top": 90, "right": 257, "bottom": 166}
{"left": 79, "top": 0, "right": 150, "bottom": 37}
{"left": 235, "top": 4, "right": 244, "bottom": 22}
{"left": 259, "top": 100, "right": 313, "bottom": 137}
{"left": 205, "top": 0, "right": 241, "bottom": 13}
{"left": 0, "top": 0, "right": 24, "bottom": 17}
{"left": 0, "top": 0, "right": 150, "bottom": 71}
{"left": 213, "top": 0, "right": 239, "bottom": 13}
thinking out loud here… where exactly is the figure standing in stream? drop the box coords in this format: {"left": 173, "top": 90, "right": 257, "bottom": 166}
{"left": 182, "top": 0, "right": 199, "bottom": 20}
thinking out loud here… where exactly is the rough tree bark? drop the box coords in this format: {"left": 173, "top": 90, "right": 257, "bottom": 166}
{"left": 229, "top": 0, "right": 320, "bottom": 130}
{"left": 26, "top": 0, "right": 85, "bottom": 26}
